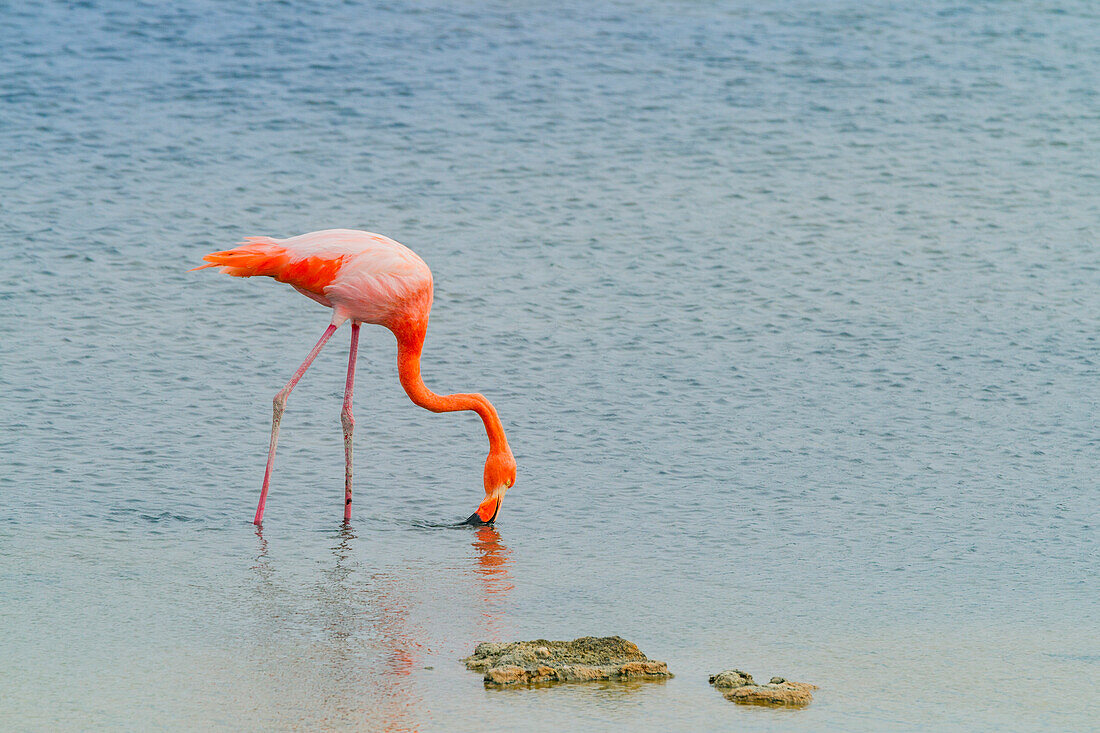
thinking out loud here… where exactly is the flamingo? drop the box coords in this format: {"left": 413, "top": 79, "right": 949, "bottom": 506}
{"left": 192, "top": 229, "right": 516, "bottom": 526}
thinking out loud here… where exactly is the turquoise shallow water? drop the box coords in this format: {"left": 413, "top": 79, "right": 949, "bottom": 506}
{"left": 1, "top": 1, "right": 1098, "bottom": 730}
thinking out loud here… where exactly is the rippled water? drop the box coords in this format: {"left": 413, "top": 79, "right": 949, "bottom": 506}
{"left": 2, "top": 1, "right": 1098, "bottom": 730}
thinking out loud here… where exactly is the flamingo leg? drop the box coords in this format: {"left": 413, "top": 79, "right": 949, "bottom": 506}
{"left": 254, "top": 322, "right": 339, "bottom": 525}
{"left": 341, "top": 323, "right": 360, "bottom": 522}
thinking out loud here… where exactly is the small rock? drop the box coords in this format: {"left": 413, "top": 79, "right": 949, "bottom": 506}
{"left": 709, "top": 669, "right": 755, "bottom": 689}
{"left": 464, "top": 636, "right": 672, "bottom": 686}
{"left": 710, "top": 670, "right": 817, "bottom": 708}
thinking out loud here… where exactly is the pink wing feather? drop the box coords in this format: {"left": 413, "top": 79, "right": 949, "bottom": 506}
{"left": 194, "top": 229, "right": 433, "bottom": 326}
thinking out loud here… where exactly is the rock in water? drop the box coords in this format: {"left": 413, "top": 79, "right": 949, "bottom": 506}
{"left": 709, "top": 670, "right": 817, "bottom": 707}
{"left": 708, "top": 669, "right": 755, "bottom": 689}
{"left": 464, "top": 636, "right": 672, "bottom": 685}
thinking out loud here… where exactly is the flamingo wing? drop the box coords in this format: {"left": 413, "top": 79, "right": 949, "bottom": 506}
{"left": 194, "top": 229, "right": 432, "bottom": 325}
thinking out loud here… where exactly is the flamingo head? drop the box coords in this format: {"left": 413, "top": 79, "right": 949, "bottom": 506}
{"left": 471, "top": 447, "right": 516, "bottom": 524}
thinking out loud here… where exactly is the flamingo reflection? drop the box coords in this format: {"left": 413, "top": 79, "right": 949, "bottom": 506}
{"left": 470, "top": 526, "right": 514, "bottom": 640}
{"left": 246, "top": 524, "right": 514, "bottom": 732}
{"left": 322, "top": 525, "right": 422, "bottom": 732}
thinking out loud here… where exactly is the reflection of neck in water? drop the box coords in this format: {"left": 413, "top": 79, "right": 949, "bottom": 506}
{"left": 471, "top": 527, "right": 514, "bottom": 640}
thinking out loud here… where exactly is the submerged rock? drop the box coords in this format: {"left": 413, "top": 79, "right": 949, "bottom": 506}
{"left": 709, "top": 670, "right": 817, "bottom": 707}
{"left": 464, "top": 636, "right": 672, "bottom": 685}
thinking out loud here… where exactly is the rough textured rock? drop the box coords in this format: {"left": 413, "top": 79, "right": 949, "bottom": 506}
{"left": 464, "top": 636, "right": 672, "bottom": 685}
{"left": 709, "top": 669, "right": 755, "bottom": 689}
{"left": 709, "top": 670, "right": 817, "bottom": 707}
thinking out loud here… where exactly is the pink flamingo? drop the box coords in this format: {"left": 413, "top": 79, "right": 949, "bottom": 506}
{"left": 193, "top": 229, "right": 516, "bottom": 526}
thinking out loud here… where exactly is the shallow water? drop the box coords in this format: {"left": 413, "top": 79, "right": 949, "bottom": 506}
{"left": 1, "top": 1, "right": 1098, "bottom": 730}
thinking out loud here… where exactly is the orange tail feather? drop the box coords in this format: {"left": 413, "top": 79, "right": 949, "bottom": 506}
{"left": 191, "top": 237, "right": 349, "bottom": 293}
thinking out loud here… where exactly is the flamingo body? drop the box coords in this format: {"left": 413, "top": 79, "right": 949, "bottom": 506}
{"left": 196, "top": 229, "right": 433, "bottom": 328}
{"left": 194, "top": 229, "right": 515, "bottom": 525}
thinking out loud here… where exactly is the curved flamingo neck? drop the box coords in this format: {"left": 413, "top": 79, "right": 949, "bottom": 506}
{"left": 395, "top": 327, "right": 509, "bottom": 454}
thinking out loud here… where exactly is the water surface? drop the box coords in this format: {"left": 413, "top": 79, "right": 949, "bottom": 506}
{"left": 1, "top": 1, "right": 1098, "bottom": 730}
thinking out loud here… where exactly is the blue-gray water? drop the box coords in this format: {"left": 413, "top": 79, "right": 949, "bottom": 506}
{"left": 2, "top": 1, "right": 1098, "bottom": 730}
